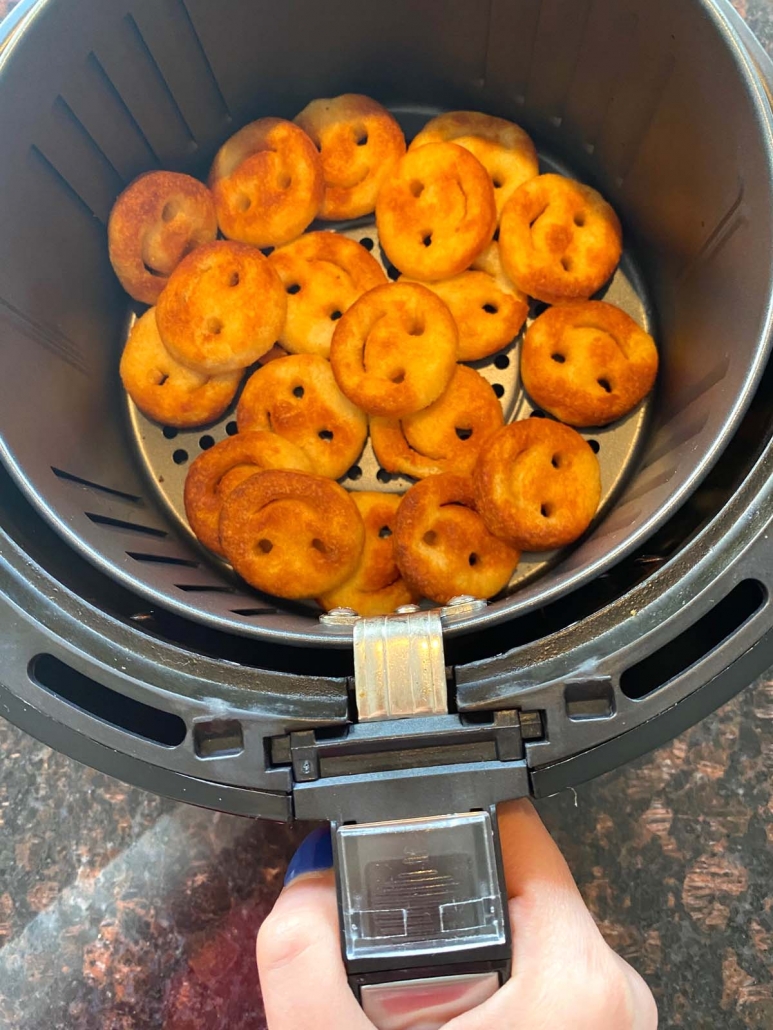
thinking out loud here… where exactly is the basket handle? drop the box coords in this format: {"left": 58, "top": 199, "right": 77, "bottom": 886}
{"left": 333, "top": 810, "right": 511, "bottom": 1028}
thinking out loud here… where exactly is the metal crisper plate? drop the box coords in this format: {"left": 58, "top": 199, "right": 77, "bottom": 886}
{"left": 128, "top": 143, "right": 653, "bottom": 606}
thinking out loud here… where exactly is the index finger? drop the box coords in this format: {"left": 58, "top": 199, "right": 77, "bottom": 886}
{"left": 498, "top": 798, "right": 603, "bottom": 948}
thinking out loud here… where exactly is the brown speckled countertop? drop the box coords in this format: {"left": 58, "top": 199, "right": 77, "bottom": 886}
{"left": 2, "top": 0, "right": 773, "bottom": 1027}
{"left": 4, "top": 679, "right": 773, "bottom": 1028}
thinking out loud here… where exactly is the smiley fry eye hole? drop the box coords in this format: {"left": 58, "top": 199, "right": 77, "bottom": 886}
{"left": 423, "top": 530, "right": 438, "bottom": 546}
{"left": 293, "top": 385, "right": 304, "bottom": 398}
{"left": 257, "top": 538, "right": 273, "bottom": 554}
{"left": 468, "top": 552, "right": 479, "bottom": 566}
{"left": 379, "top": 525, "right": 392, "bottom": 538}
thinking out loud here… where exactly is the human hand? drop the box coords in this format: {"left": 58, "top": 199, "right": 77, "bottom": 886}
{"left": 257, "top": 800, "right": 658, "bottom": 1030}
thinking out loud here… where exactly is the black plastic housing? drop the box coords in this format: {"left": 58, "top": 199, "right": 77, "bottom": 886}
{"left": 0, "top": 0, "right": 772, "bottom": 823}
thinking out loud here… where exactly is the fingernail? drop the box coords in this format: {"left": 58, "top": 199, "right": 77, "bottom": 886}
{"left": 284, "top": 826, "right": 333, "bottom": 886}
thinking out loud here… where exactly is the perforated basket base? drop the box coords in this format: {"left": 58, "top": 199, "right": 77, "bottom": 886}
{"left": 128, "top": 159, "right": 653, "bottom": 611}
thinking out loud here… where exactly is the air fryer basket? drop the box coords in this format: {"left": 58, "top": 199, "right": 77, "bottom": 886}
{"left": 0, "top": 0, "right": 771, "bottom": 649}
{"left": 1, "top": 0, "right": 773, "bottom": 823}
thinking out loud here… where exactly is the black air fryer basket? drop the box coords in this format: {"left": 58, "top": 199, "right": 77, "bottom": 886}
{"left": 2, "top": 0, "right": 773, "bottom": 1000}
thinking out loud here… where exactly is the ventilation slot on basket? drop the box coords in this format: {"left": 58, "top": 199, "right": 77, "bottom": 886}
{"left": 620, "top": 580, "right": 766, "bottom": 700}
{"left": 85, "top": 512, "right": 167, "bottom": 537}
{"left": 174, "top": 583, "right": 235, "bottom": 593}
{"left": 564, "top": 679, "right": 615, "bottom": 720}
{"left": 141, "top": 0, "right": 232, "bottom": 124}
{"left": 123, "top": 13, "right": 197, "bottom": 147}
{"left": 48, "top": 95, "right": 124, "bottom": 220}
{"left": 85, "top": 51, "right": 161, "bottom": 168}
{"left": 30, "top": 654, "right": 186, "bottom": 746}
{"left": 29, "top": 144, "right": 104, "bottom": 224}
{"left": 52, "top": 466, "right": 142, "bottom": 503}
{"left": 0, "top": 294, "right": 88, "bottom": 375}
{"left": 126, "top": 551, "right": 199, "bottom": 568}
{"left": 193, "top": 718, "right": 244, "bottom": 759}
{"left": 230, "top": 607, "right": 278, "bottom": 617}
{"left": 679, "top": 188, "right": 745, "bottom": 283}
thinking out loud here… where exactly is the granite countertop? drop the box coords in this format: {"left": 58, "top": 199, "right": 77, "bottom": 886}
{"left": 2, "top": 0, "right": 773, "bottom": 1027}
{"left": 1, "top": 677, "right": 773, "bottom": 1030}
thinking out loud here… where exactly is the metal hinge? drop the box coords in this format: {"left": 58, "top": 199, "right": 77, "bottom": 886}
{"left": 266, "top": 598, "right": 543, "bottom": 821}
{"left": 320, "top": 596, "right": 487, "bottom": 721}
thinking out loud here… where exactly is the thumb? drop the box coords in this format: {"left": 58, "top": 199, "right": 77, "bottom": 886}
{"left": 257, "top": 827, "right": 373, "bottom": 1030}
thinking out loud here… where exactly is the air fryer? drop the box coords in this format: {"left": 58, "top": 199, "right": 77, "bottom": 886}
{"left": 1, "top": 0, "right": 773, "bottom": 1000}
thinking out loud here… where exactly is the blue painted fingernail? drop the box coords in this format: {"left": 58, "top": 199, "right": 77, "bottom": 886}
{"left": 284, "top": 826, "right": 333, "bottom": 886}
